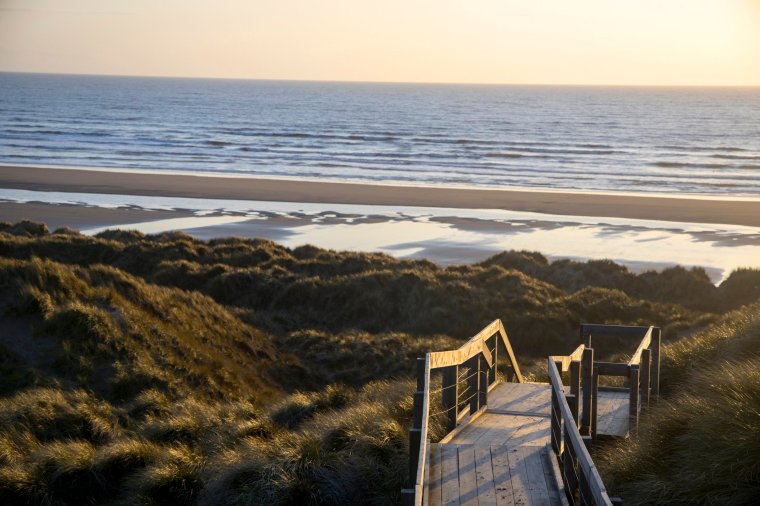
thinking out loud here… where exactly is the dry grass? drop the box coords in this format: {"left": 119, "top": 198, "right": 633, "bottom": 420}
{"left": 0, "top": 221, "right": 757, "bottom": 504}
{"left": 597, "top": 301, "right": 760, "bottom": 504}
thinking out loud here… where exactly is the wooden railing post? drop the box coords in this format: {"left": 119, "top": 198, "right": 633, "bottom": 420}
{"left": 591, "top": 366, "right": 599, "bottom": 439}
{"left": 570, "top": 359, "right": 581, "bottom": 427}
{"left": 491, "top": 334, "right": 499, "bottom": 386}
{"left": 466, "top": 356, "right": 480, "bottom": 414}
{"left": 562, "top": 427, "right": 578, "bottom": 502}
{"left": 567, "top": 393, "right": 578, "bottom": 428}
{"left": 441, "top": 365, "right": 459, "bottom": 431}
{"left": 640, "top": 348, "right": 651, "bottom": 411}
{"left": 551, "top": 386, "right": 561, "bottom": 455}
{"left": 629, "top": 365, "right": 640, "bottom": 433}
{"left": 409, "top": 358, "right": 426, "bottom": 485}
{"left": 581, "top": 347, "right": 594, "bottom": 436}
{"left": 651, "top": 327, "right": 661, "bottom": 400}
{"left": 478, "top": 354, "right": 488, "bottom": 409}
{"left": 579, "top": 436, "right": 593, "bottom": 505}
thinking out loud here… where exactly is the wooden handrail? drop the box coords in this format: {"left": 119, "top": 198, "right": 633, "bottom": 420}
{"left": 548, "top": 358, "right": 613, "bottom": 506}
{"left": 550, "top": 344, "right": 585, "bottom": 372}
{"left": 429, "top": 339, "right": 492, "bottom": 369}
{"left": 402, "top": 319, "right": 523, "bottom": 505}
{"left": 627, "top": 326, "right": 653, "bottom": 366}
{"left": 404, "top": 354, "right": 431, "bottom": 506}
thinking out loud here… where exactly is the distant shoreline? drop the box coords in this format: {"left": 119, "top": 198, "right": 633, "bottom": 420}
{"left": 2, "top": 164, "right": 760, "bottom": 227}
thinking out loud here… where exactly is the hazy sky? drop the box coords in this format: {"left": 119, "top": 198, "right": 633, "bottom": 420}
{"left": 1, "top": 0, "right": 759, "bottom": 85}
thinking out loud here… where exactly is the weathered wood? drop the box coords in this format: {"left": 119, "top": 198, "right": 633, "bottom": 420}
{"left": 474, "top": 446, "right": 497, "bottom": 506}
{"left": 640, "top": 348, "right": 651, "bottom": 411}
{"left": 458, "top": 445, "right": 479, "bottom": 506}
{"left": 548, "top": 359, "right": 613, "bottom": 506}
{"left": 550, "top": 344, "right": 585, "bottom": 372}
{"left": 442, "top": 365, "right": 459, "bottom": 432}
{"left": 507, "top": 447, "right": 531, "bottom": 506}
{"left": 429, "top": 444, "right": 442, "bottom": 506}
{"left": 490, "top": 334, "right": 499, "bottom": 387}
{"left": 490, "top": 445, "right": 515, "bottom": 506}
{"left": 627, "top": 327, "right": 653, "bottom": 366}
{"left": 466, "top": 357, "right": 480, "bottom": 414}
{"left": 550, "top": 388, "right": 561, "bottom": 455}
{"left": 570, "top": 360, "right": 581, "bottom": 426}
{"left": 591, "top": 366, "right": 599, "bottom": 439}
{"left": 521, "top": 446, "right": 552, "bottom": 505}
{"left": 479, "top": 355, "right": 488, "bottom": 412}
{"left": 566, "top": 393, "right": 579, "bottom": 428}
{"left": 581, "top": 348, "right": 594, "bottom": 436}
{"left": 441, "top": 445, "right": 460, "bottom": 506}
{"left": 594, "top": 361, "right": 630, "bottom": 377}
{"left": 430, "top": 339, "right": 493, "bottom": 370}
{"left": 408, "top": 354, "right": 431, "bottom": 506}
{"left": 629, "top": 365, "right": 640, "bottom": 433}
{"left": 651, "top": 328, "right": 661, "bottom": 399}
{"left": 496, "top": 320, "right": 524, "bottom": 383}
{"left": 581, "top": 324, "right": 651, "bottom": 339}
{"left": 562, "top": 429, "right": 578, "bottom": 501}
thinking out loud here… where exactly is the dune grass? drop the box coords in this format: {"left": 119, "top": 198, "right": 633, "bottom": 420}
{"left": 0, "top": 221, "right": 758, "bottom": 504}
{"left": 596, "top": 301, "right": 760, "bottom": 504}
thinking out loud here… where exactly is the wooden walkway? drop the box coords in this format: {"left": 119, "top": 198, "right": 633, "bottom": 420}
{"left": 426, "top": 383, "right": 629, "bottom": 505}
{"left": 403, "top": 321, "right": 660, "bottom": 506}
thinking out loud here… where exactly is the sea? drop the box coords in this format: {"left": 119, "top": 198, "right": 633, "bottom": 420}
{"left": 2, "top": 72, "right": 760, "bottom": 196}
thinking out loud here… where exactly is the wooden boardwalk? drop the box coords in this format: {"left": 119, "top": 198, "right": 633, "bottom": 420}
{"left": 403, "top": 321, "right": 660, "bottom": 506}
{"left": 426, "top": 383, "right": 629, "bottom": 505}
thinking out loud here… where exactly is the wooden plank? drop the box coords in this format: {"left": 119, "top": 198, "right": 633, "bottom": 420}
{"left": 442, "top": 365, "right": 459, "bottom": 432}
{"left": 540, "top": 445, "right": 568, "bottom": 506}
{"left": 429, "top": 444, "right": 443, "bottom": 506}
{"left": 506, "top": 447, "right": 531, "bottom": 506}
{"left": 505, "top": 416, "right": 551, "bottom": 448}
{"left": 629, "top": 365, "right": 640, "bottom": 432}
{"left": 496, "top": 320, "right": 524, "bottom": 383}
{"left": 627, "top": 327, "right": 653, "bottom": 366}
{"left": 594, "top": 361, "right": 630, "bottom": 377}
{"left": 580, "top": 324, "right": 651, "bottom": 339}
{"left": 521, "top": 446, "right": 552, "bottom": 505}
{"left": 430, "top": 339, "right": 492, "bottom": 370}
{"left": 441, "top": 445, "right": 460, "bottom": 506}
{"left": 474, "top": 447, "right": 497, "bottom": 506}
{"left": 549, "top": 344, "right": 585, "bottom": 372}
{"left": 640, "top": 348, "right": 651, "bottom": 411}
{"left": 581, "top": 348, "right": 594, "bottom": 435}
{"left": 490, "top": 445, "right": 515, "bottom": 506}
{"left": 547, "top": 359, "right": 612, "bottom": 505}
{"left": 651, "top": 328, "right": 661, "bottom": 398}
{"left": 457, "top": 445, "right": 478, "bottom": 506}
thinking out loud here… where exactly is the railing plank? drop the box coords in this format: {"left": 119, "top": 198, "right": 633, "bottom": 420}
{"left": 496, "top": 320, "right": 524, "bottom": 383}
{"left": 580, "top": 324, "right": 652, "bottom": 339}
{"left": 628, "top": 327, "right": 653, "bottom": 366}
{"left": 548, "top": 358, "right": 613, "bottom": 506}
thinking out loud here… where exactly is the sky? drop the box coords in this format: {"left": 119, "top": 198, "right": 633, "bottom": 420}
{"left": 1, "top": 0, "right": 759, "bottom": 86}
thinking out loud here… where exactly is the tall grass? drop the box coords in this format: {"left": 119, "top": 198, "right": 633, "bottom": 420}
{"left": 0, "top": 221, "right": 757, "bottom": 503}
{"left": 597, "top": 301, "right": 760, "bottom": 504}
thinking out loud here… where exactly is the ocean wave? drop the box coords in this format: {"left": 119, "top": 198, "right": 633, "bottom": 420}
{"left": 653, "top": 161, "right": 729, "bottom": 169}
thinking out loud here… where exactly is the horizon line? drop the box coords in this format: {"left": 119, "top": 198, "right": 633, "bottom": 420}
{"left": 2, "top": 70, "right": 760, "bottom": 89}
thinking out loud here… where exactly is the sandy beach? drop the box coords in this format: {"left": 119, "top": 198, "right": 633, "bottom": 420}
{"left": 2, "top": 165, "right": 760, "bottom": 227}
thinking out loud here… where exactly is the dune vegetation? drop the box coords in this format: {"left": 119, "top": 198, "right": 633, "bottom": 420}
{"left": 597, "top": 300, "right": 760, "bottom": 504}
{"left": 0, "top": 220, "right": 757, "bottom": 504}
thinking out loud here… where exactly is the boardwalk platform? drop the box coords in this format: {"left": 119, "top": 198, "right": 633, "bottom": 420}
{"left": 403, "top": 321, "right": 660, "bottom": 506}
{"left": 427, "top": 383, "right": 630, "bottom": 505}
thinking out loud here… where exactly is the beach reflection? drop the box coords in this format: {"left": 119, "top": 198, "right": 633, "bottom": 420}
{"left": 2, "top": 188, "right": 759, "bottom": 284}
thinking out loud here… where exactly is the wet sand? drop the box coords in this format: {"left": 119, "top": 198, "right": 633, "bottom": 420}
{"left": 2, "top": 165, "right": 760, "bottom": 227}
